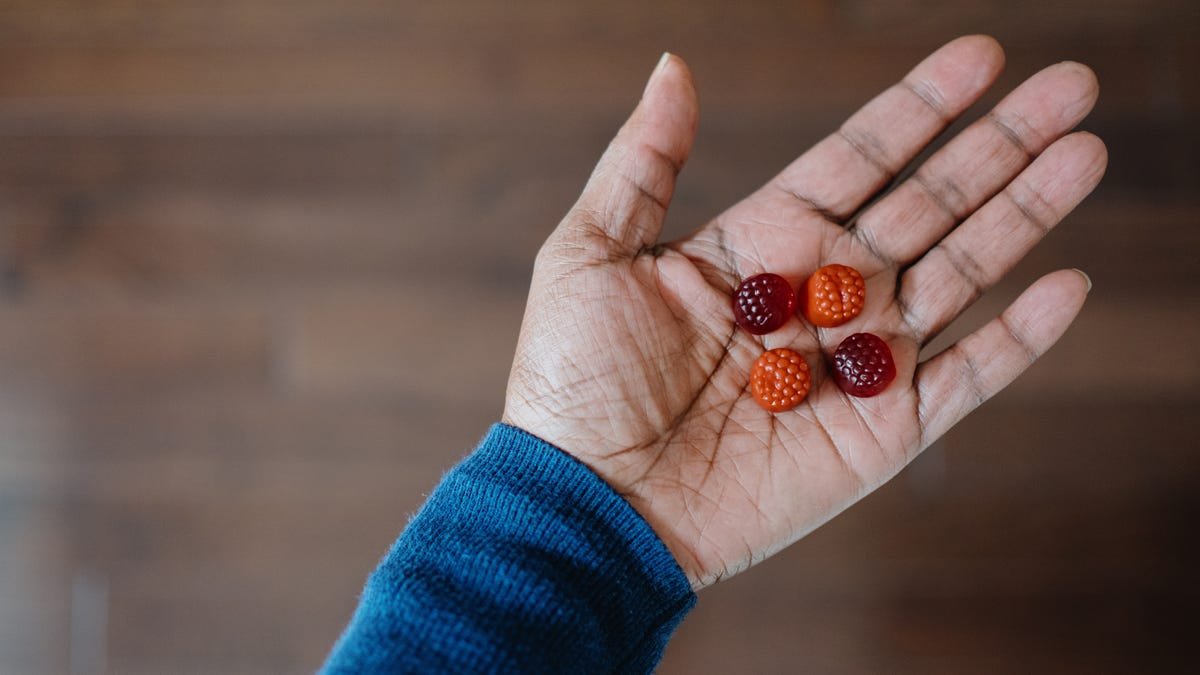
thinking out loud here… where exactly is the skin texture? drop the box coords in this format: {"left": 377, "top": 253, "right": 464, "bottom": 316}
{"left": 503, "top": 37, "right": 1107, "bottom": 589}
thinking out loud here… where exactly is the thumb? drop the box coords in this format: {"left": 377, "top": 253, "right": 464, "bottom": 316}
{"left": 561, "top": 53, "right": 699, "bottom": 258}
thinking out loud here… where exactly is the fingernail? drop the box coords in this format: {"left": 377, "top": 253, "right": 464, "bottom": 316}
{"left": 1072, "top": 268, "right": 1093, "bottom": 292}
{"left": 644, "top": 51, "right": 671, "bottom": 97}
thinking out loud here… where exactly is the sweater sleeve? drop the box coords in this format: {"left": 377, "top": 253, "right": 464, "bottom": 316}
{"left": 320, "top": 423, "right": 697, "bottom": 674}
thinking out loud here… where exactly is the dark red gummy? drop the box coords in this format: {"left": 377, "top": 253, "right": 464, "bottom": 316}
{"left": 732, "top": 273, "right": 795, "bottom": 335}
{"left": 832, "top": 332, "right": 896, "bottom": 398}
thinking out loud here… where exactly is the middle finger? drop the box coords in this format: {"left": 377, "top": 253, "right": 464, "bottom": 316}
{"left": 847, "top": 61, "right": 1099, "bottom": 273}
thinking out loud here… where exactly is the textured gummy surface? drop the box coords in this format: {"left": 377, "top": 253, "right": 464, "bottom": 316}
{"left": 732, "top": 273, "right": 796, "bottom": 335}
{"left": 750, "top": 348, "right": 811, "bottom": 412}
{"left": 802, "top": 264, "right": 866, "bottom": 328}
{"left": 832, "top": 332, "right": 896, "bottom": 398}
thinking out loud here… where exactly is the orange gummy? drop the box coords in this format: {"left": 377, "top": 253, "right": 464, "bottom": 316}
{"left": 801, "top": 264, "right": 866, "bottom": 328}
{"left": 750, "top": 348, "right": 811, "bottom": 413}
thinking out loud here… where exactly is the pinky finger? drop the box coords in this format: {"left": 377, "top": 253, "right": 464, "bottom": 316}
{"left": 914, "top": 269, "right": 1091, "bottom": 445}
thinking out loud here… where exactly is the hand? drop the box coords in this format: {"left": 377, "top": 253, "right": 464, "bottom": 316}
{"left": 502, "top": 36, "right": 1106, "bottom": 589}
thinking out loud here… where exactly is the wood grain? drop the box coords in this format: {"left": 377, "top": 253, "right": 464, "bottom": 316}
{"left": 0, "top": 1, "right": 1195, "bottom": 673}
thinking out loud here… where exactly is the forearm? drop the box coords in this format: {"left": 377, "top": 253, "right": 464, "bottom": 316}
{"left": 321, "top": 423, "right": 696, "bottom": 674}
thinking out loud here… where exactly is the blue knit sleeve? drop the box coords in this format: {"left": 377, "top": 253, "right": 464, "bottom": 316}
{"left": 320, "top": 423, "right": 697, "bottom": 674}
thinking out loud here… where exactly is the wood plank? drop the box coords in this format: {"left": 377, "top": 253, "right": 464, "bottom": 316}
{"left": 100, "top": 564, "right": 353, "bottom": 674}
{"left": 1, "top": 0, "right": 1188, "bottom": 51}
{"left": 283, "top": 283, "right": 524, "bottom": 402}
{"left": 918, "top": 289, "right": 1200, "bottom": 403}
{"left": 12, "top": 400, "right": 1193, "bottom": 567}
{"left": 1, "top": 140, "right": 1193, "bottom": 300}
{"left": 1029, "top": 196, "right": 1200, "bottom": 291}
{"left": 0, "top": 300, "right": 271, "bottom": 394}
{"left": 0, "top": 388, "right": 497, "bottom": 466}
{"left": 0, "top": 1, "right": 836, "bottom": 47}
{"left": 0, "top": 501, "right": 71, "bottom": 675}
{"left": 0, "top": 134, "right": 401, "bottom": 190}
{"left": 0, "top": 29, "right": 1175, "bottom": 120}
{"left": 668, "top": 549, "right": 1194, "bottom": 673}
{"left": 838, "top": 0, "right": 1195, "bottom": 40}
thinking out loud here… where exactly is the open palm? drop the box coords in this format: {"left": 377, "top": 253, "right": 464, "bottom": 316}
{"left": 503, "top": 36, "right": 1106, "bottom": 589}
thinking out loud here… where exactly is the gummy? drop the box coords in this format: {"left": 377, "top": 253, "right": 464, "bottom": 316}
{"left": 832, "top": 332, "right": 896, "bottom": 398}
{"left": 750, "top": 348, "right": 811, "bottom": 413}
{"left": 732, "top": 273, "right": 795, "bottom": 335}
{"left": 801, "top": 264, "right": 866, "bottom": 328}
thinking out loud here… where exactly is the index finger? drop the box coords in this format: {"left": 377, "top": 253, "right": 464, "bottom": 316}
{"left": 764, "top": 35, "right": 1005, "bottom": 223}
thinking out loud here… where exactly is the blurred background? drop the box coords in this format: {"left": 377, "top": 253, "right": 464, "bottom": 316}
{"left": 0, "top": 1, "right": 1196, "bottom": 673}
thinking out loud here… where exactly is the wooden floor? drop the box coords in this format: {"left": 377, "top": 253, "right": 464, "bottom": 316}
{"left": 0, "top": 2, "right": 1196, "bottom": 673}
